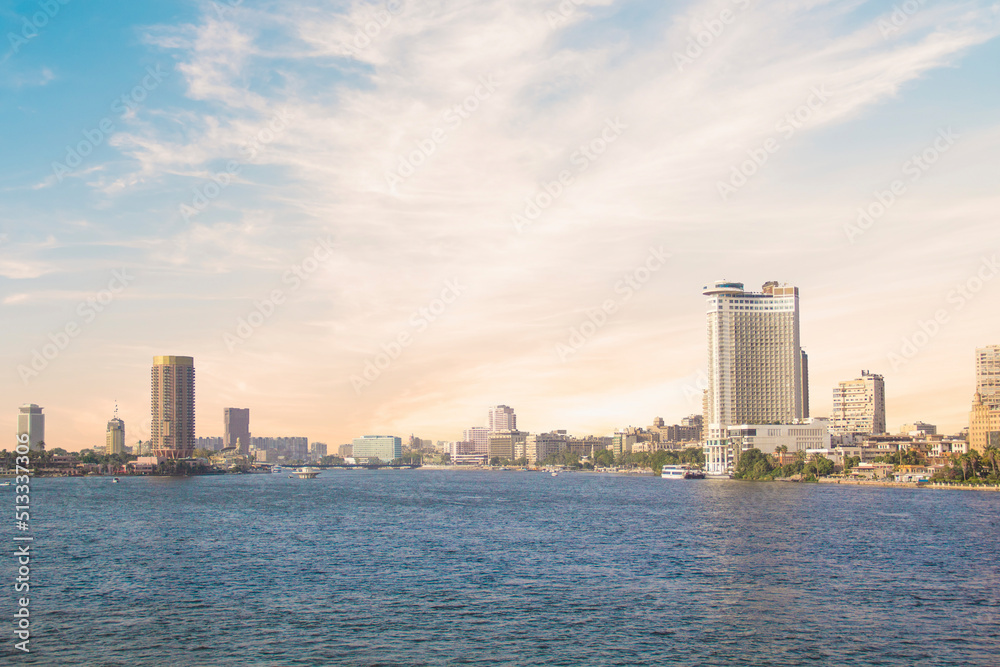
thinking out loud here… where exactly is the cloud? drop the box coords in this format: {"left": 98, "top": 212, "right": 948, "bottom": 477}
{"left": 13, "top": 0, "right": 1000, "bottom": 447}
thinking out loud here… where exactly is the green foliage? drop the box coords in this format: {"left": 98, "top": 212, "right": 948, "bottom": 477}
{"left": 734, "top": 449, "right": 834, "bottom": 481}
{"left": 933, "top": 447, "right": 1000, "bottom": 484}
{"left": 735, "top": 449, "right": 773, "bottom": 479}
{"left": 540, "top": 451, "right": 580, "bottom": 468}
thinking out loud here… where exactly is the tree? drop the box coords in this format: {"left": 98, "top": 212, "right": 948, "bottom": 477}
{"left": 735, "top": 449, "right": 773, "bottom": 480}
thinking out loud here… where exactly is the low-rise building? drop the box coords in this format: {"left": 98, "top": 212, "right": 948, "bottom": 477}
{"left": 487, "top": 430, "right": 527, "bottom": 461}
{"left": 352, "top": 435, "right": 402, "bottom": 463}
{"left": 847, "top": 462, "right": 896, "bottom": 480}
{"left": 525, "top": 432, "right": 567, "bottom": 464}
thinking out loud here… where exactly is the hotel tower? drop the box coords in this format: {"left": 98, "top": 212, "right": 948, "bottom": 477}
{"left": 703, "top": 281, "right": 808, "bottom": 473}
{"left": 151, "top": 355, "right": 196, "bottom": 459}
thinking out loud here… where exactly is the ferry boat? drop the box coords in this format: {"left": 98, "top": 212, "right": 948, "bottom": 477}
{"left": 661, "top": 465, "right": 705, "bottom": 480}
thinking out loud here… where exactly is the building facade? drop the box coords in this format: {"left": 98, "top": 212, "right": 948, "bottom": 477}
{"left": 702, "top": 281, "right": 810, "bottom": 474}
{"left": 17, "top": 404, "right": 45, "bottom": 452}
{"left": 196, "top": 436, "right": 223, "bottom": 451}
{"left": 969, "top": 392, "right": 1000, "bottom": 453}
{"left": 900, "top": 421, "right": 936, "bottom": 436}
{"left": 224, "top": 407, "right": 251, "bottom": 455}
{"left": 106, "top": 416, "right": 125, "bottom": 456}
{"left": 463, "top": 426, "right": 490, "bottom": 458}
{"left": 487, "top": 430, "right": 527, "bottom": 461}
{"left": 487, "top": 406, "right": 517, "bottom": 432}
{"left": 976, "top": 345, "right": 1000, "bottom": 406}
{"left": 352, "top": 435, "right": 402, "bottom": 463}
{"left": 151, "top": 355, "right": 196, "bottom": 459}
{"left": 524, "top": 432, "right": 567, "bottom": 464}
{"left": 832, "top": 371, "right": 886, "bottom": 436}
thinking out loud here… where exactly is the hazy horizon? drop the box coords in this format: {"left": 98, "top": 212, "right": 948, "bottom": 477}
{"left": 3, "top": 0, "right": 999, "bottom": 451}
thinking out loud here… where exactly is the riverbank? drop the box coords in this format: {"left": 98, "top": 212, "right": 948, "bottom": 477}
{"left": 818, "top": 478, "right": 1000, "bottom": 491}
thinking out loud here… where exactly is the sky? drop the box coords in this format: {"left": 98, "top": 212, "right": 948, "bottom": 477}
{"left": 1, "top": 0, "right": 999, "bottom": 451}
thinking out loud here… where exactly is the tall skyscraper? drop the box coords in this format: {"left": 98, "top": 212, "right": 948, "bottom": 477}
{"left": 704, "top": 280, "right": 806, "bottom": 434}
{"left": 224, "top": 407, "right": 251, "bottom": 455}
{"left": 703, "top": 281, "right": 808, "bottom": 474}
{"left": 976, "top": 345, "right": 1000, "bottom": 406}
{"left": 800, "top": 349, "right": 810, "bottom": 418}
{"left": 832, "top": 371, "right": 886, "bottom": 436}
{"left": 106, "top": 405, "right": 125, "bottom": 456}
{"left": 17, "top": 404, "right": 45, "bottom": 452}
{"left": 487, "top": 405, "right": 516, "bottom": 432}
{"left": 151, "top": 355, "right": 196, "bottom": 459}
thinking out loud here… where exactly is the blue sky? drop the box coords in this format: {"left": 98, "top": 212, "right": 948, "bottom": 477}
{"left": 2, "top": 0, "right": 999, "bottom": 450}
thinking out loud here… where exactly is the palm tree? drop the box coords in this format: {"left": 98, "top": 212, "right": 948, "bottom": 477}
{"left": 985, "top": 446, "right": 1000, "bottom": 479}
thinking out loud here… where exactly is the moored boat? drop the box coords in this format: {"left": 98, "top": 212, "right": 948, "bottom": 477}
{"left": 661, "top": 465, "right": 705, "bottom": 480}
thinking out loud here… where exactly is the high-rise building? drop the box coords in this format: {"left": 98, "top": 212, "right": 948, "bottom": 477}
{"left": 487, "top": 405, "right": 516, "bottom": 432}
{"left": 800, "top": 350, "right": 810, "bottom": 418}
{"left": 17, "top": 404, "right": 45, "bottom": 452}
{"left": 463, "top": 426, "right": 489, "bottom": 457}
{"left": 106, "top": 410, "right": 125, "bottom": 456}
{"left": 969, "top": 392, "right": 1000, "bottom": 452}
{"left": 976, "top": 345, "right": 1000, "bottom": 406}
{"left": 310, "top": 442, "right": 328, "bottom": 461}
{"left": 151, "top": 355, "right": 196, "bottom": 459}
{"left": 196, "top": 436, "right": 224, "bottom": 451}
{"left": 224, "top": 408, "right": 251, "bottom": 455}
{"left": 702, "top": 281, "right": 808, "bottom": 474}
{"left": 832, "top": 371, "right": 886, "bottom": 436}
{"left": 352, "top": 435, "right": 402, "bottom": 463}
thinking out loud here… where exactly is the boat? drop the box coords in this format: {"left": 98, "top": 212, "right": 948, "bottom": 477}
{"left": 551, "top": 472, "right": 558, "bottom": 477}
{"left": 0, "top": 481, "right": 10, "bottom": 486}
{"left": 272, "top": 466, "right": 284, "bottom": 473}
{"left": 112, "top": 478, "right": 120, "bottom": 483}
{"left": 293, "top": 467, "right": 321, "bottom": 479}
{"left": 661, "top": 465, "right": 705, "bottom": 480}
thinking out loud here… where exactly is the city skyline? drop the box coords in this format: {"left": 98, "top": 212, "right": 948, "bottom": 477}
{"left": 3, "top": 1, "right": 1000, "bottom": 450}
{"left": 8, "top": 330, "right": 990, "bottom": 453}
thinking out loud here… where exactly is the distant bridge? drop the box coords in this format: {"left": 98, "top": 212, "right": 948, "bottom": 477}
{"left": 269, "top": 464, "right": 422, "bottom": 471}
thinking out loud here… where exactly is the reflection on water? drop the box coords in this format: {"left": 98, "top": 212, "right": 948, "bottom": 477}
{"left": 12, "top": 472, "right": 1000, "bottom": 665}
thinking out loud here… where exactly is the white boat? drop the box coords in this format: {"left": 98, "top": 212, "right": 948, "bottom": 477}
{"left": 551, "top": 472, "right": 558, "bottom": 477}
{"left": 293, "top": 467, "right": 321, "bottom": 479}
{"left": 661, "top": 465, "right": 705, "bottom": 480}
